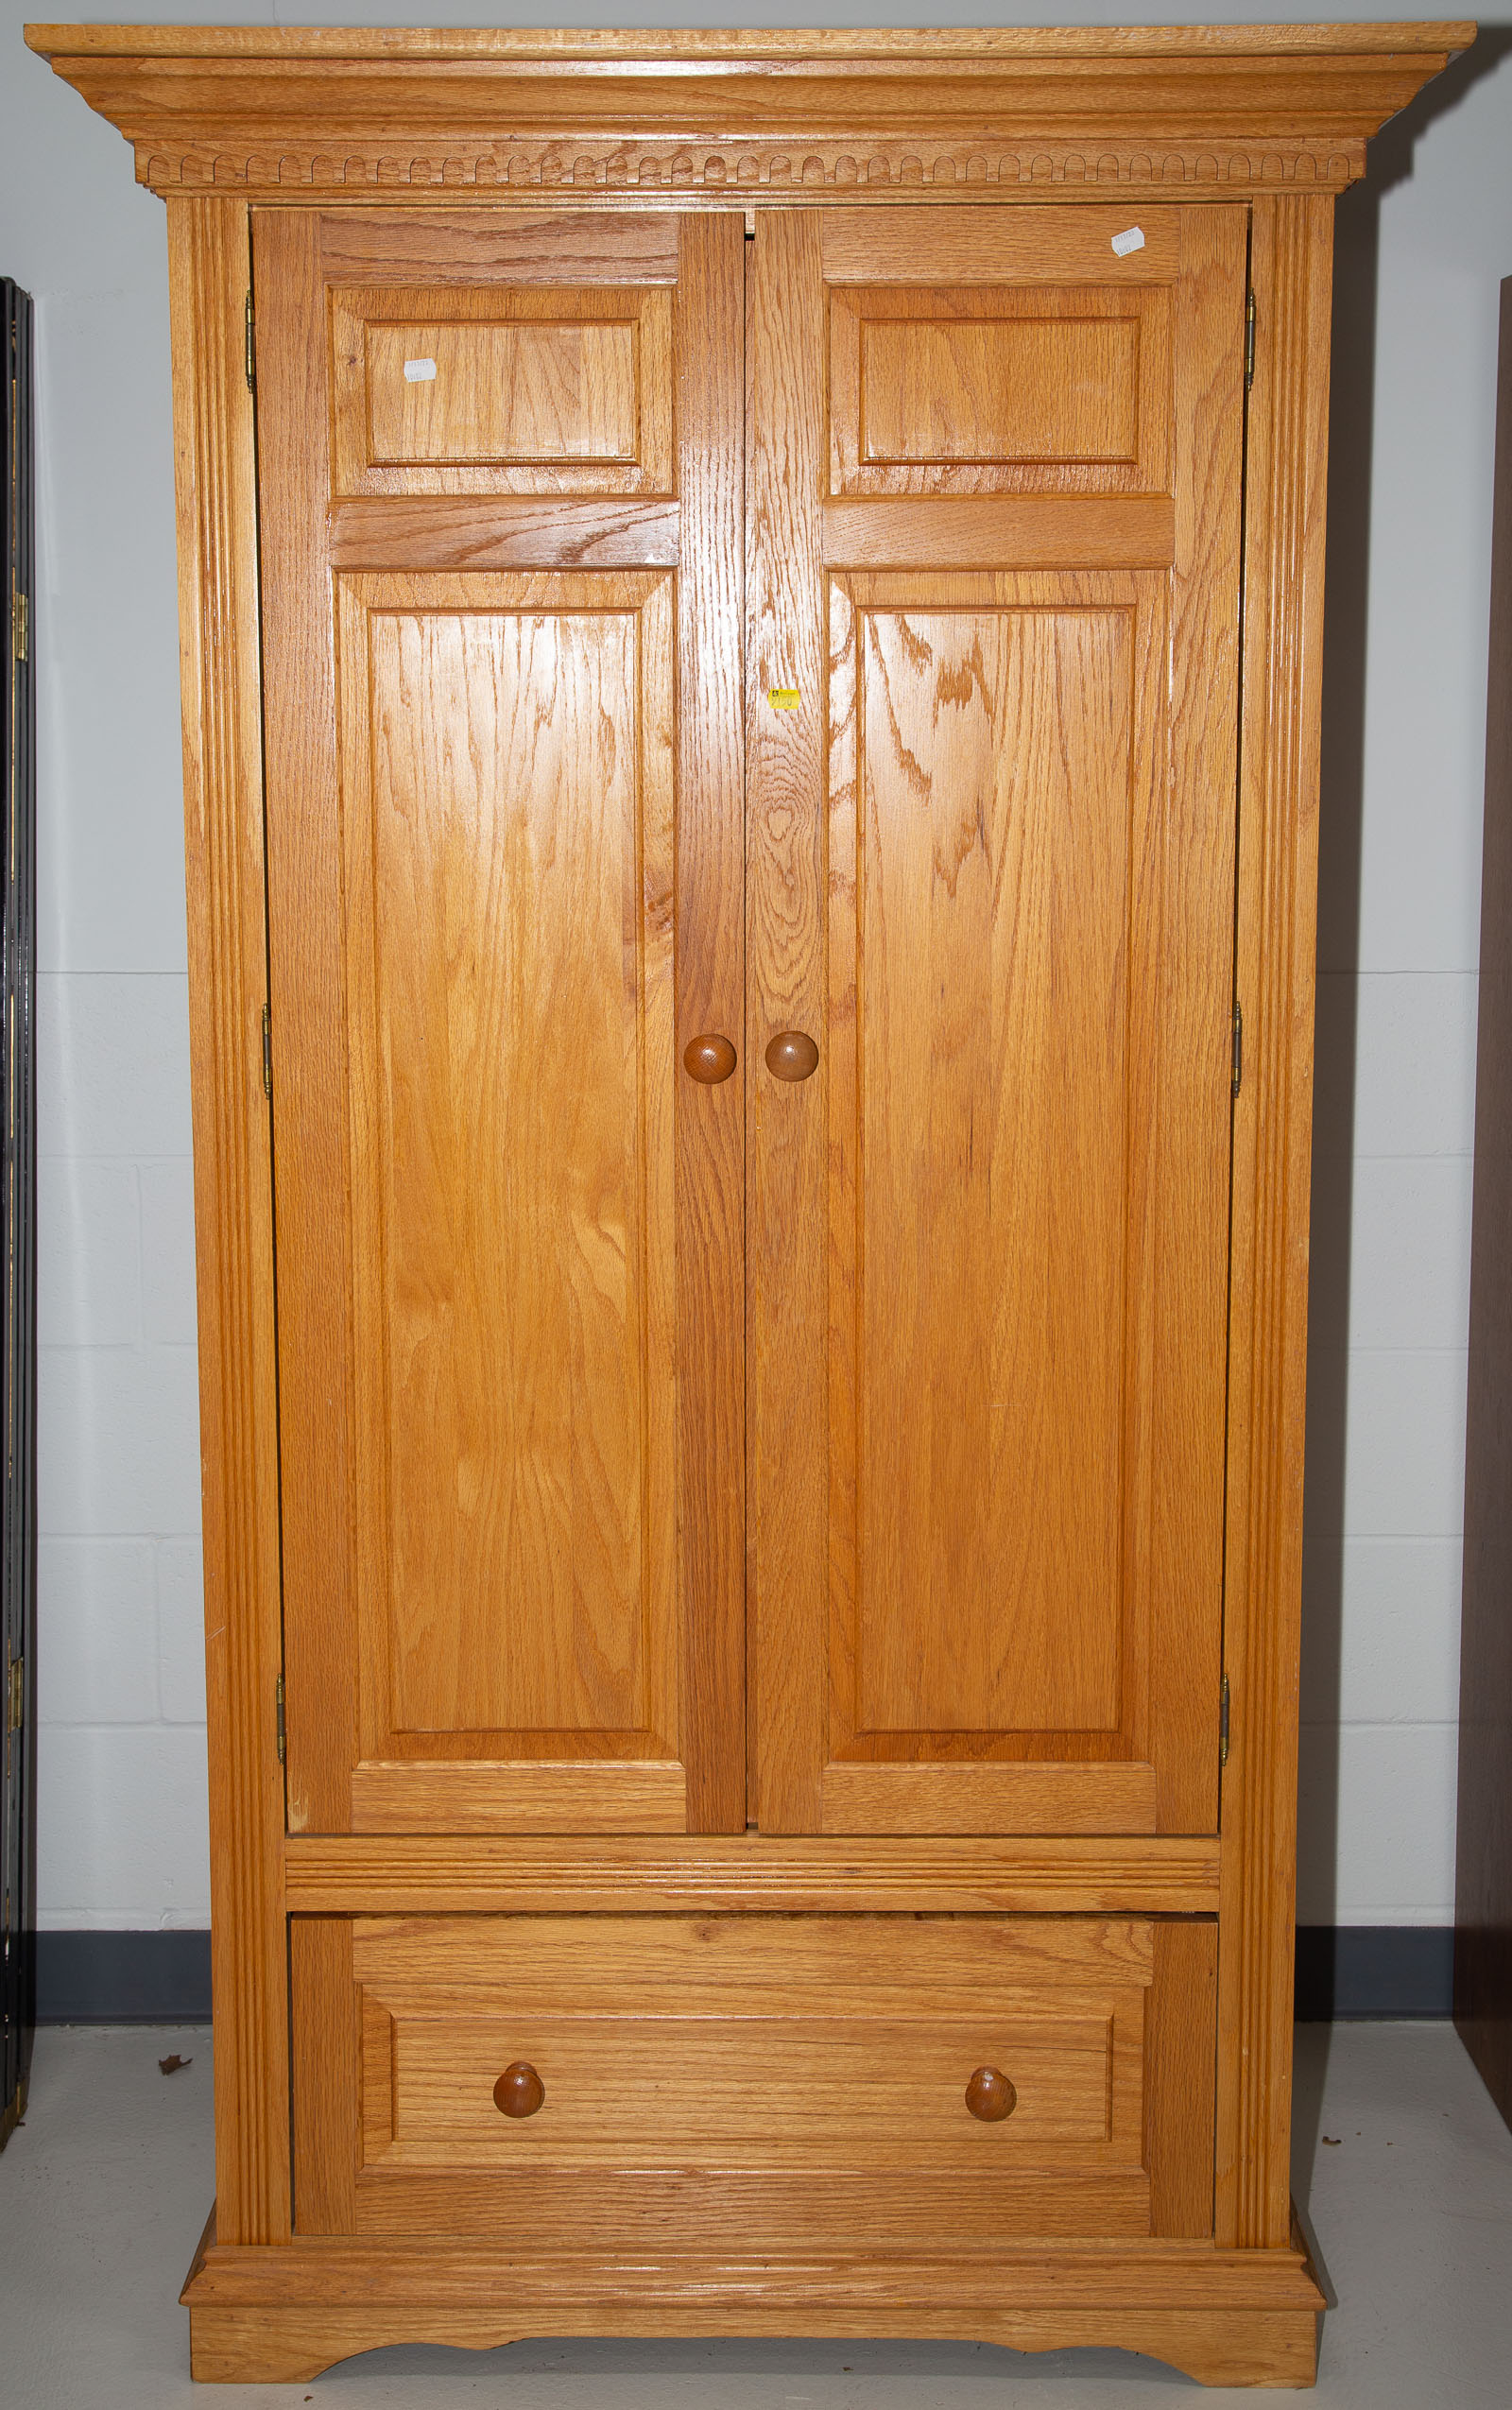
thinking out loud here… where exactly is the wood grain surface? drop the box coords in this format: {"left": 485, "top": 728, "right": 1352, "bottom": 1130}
{"left": 672, "top": 214, "right": 747, "bottom": 1831}
{"left": 290, "top": 1919, "right": 357, "bottom": 2234}
{"left": 829, "top": 284, "right": 1169, "bottom": 496}
{"left": 746, "top": 211, "right": 830, "bottom": 1832}
{"left": 166, "top": 195, "right": 288, "bottom": 2246}
{"left": 754, "top": 203, "right": 1245, "bottom": 1836}
{"left": 31, "top": 22, "right": 1471, "bottom": 212}
{"left": 338, "top": 568, "right": 677, "bottom": 1756}
{"left": 284, "top": 1831, "right": 1223, "bottom": 1916}
{"left": 70, "top": 21, "right": 1417, "bottom": 2369}
{"left": 331, "top": 284, "right": 673, "bottom": 497}
{"left": 281, "top": 1911, "right": 1229, "bottom": 2244}
{"left": 258, "top": 206, "right": 743, "bottom": 1835}
{"left": 1216, "top": 193, "right": 1334, "bottom": 2254}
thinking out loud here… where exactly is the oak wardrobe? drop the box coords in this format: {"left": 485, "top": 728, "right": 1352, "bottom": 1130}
{"left": 30, "top": 20, "right": 1472, "bottom": 2389}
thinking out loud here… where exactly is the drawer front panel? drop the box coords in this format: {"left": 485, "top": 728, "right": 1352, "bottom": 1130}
{"left": 292, "top": 1912, "right": 1215, "bottom": 2244}
{"left": 372, "top": 2007, "right": 1131, "bottom": 2172}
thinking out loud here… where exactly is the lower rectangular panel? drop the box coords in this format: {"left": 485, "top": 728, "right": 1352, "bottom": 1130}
{"left": 291, "top": 1910, "right": 1215, "bottom": 2247}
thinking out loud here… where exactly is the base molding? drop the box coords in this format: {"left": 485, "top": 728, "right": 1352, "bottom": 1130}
{"left": 181, "top": 2217, "right": 1324, "bottom": 2388}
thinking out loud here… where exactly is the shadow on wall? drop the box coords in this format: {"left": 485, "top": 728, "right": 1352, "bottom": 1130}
{"left": 1299, "top": 24, "right": 1512, "bottom": 2002}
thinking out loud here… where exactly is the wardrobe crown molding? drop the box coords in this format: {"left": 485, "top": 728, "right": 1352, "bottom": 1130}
{"left": 24, "top": 20, "right": 1477, "bottom": 205}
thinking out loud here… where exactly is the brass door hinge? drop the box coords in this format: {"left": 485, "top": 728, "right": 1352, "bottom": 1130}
{"left": 1231, "top": 1000, "right": 1243, "bottom": 1097}
{"left": 275, "top": 1674, "right": 286, "bottom": 1764}
{"left": 1219, "top": 1673, "right": 1231, "bottom": 1769}
{"left": 1245, "top": 288, "right": 1257, "bottom": 392}
{"left": 261, "top": 1003, "right": 272, "bottom": 1099}
{"left": 6, "top": 1656, "right": 23, "bottom": 1732}
{"left": 245, "top": 290, "right": 255, "bottom": 394}
{"left": 12, "top": 592, "right": 27, "bottom": 662}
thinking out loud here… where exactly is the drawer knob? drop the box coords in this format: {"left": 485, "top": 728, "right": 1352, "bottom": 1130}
{"left": 765, "top": 1029, "right": 819, "bottom": 1082}
{"left": 965, "top": 2065, "right": 1017, "bottom": 2123}
{"left": 493, "top": 2060, "right": 544, "bottom": 2119}
{"left": 683, "top": 1033, "right": 738, "bottom": 1084}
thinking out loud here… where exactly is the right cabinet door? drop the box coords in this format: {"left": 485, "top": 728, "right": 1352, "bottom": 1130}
{"left": 748, "top": 205, "right": 1246, "bottom": 1837}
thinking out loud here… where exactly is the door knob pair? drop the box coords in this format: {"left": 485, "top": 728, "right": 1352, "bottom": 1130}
{"left": 682, "top": 1031, "right": 818, "bottom": 1084}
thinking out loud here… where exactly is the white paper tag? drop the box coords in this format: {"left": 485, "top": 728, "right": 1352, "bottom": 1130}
{"left": 404, "top": 357, "right": 438, "bottom": 383}
{"left": 1110, "top": 226, "right": 1145, "bottom": 258}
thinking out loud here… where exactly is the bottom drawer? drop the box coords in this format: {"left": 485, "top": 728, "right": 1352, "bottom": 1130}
{"left": 291, "top": 1912, "right": 1215, "bottom": 2246}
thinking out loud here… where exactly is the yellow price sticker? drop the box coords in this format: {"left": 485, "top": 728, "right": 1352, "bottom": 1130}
{"left": 767, "top": 686, "right": 800, "bottom": 711}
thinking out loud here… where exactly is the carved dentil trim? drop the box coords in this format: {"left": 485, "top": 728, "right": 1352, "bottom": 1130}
{"left": 138, "top": 141, "right": 1365, "bottom": 200}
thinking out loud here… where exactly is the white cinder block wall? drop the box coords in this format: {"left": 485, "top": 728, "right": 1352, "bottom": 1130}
{"left": 2, "top": 0, "right": 1509, "bottom": 1947}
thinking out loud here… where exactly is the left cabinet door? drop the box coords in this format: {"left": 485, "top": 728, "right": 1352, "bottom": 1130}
{"left": 255, "top": 209, "right": 746, "bottom": 1837}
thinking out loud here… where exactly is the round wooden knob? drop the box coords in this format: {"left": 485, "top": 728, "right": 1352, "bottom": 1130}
{"left": 493, "top": 2061, "right": 544, "bottom": 2119}
{"left": 965, "top": 2065, "right": 1017, "bottom": 2123}
{"left": 765, "top": 1029, "right": 819, "bottom": 1082}
{"left": 683, "top": 1033, "right": 738, "bottom": 1084}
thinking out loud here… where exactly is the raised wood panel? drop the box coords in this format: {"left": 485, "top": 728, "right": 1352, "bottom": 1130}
{"left": 338, "top": 568, "right": 677, "bottom": 1761}
{"left": 842, "top": 588, "right": 1138, "bottom": 1743}
{"left": 328, "top": 1917, "right": 1156, "bottom": 2206}
{"left": 332, "top": 285, "right": 672, "bottom": 497}
{"left": 830, "top": 285, "right": 1170, "bottom": 496}
{"left": 372, "top": 2010, "right": 1137, "bottom": 2174}
{"left": 863, "top": 312, "right": 1139, "bottom": 459}
{"left": 818, "top": 576, "right": 1194, "bottom": 1826}
{"left": 365, "top": 318, "right": 638, "bottom": 463}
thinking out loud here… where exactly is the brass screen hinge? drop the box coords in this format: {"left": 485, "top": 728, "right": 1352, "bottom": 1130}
{"left": 1245, "top": 288, "right": 1257, "bottom": 392}
{"left": 245, "top": 290, "right": 255, "bottom": 394}
{"left": 1219, "top": 1673, "right": 1231, "bottom": 1769}
{"left": 12, "top": 592, "right": 27, "bottom": 662}
{"left": 261, "top": 1003, "right": 272, "bottom": 1099}
{"left": 275, "top": 1674, "right": 286, "bottom": 1764}
{"left": 6, "top": 1656, "right": 22, "bottom": 1733}
{"left": 1231, "top": 1000, "right": 1243, "bottom": 1097}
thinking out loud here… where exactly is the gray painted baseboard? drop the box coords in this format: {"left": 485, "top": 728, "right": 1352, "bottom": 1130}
{"left": 37, "top": 1933, "right": 212, "bottom": 2023}
{"left": 35, "top": 1926, "right": 1453, "bottom": 2024}
{"left": 1294, "top": 1926, "right": 1455, "bottom": 2020}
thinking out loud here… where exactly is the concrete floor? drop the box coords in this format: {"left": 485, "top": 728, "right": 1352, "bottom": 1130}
{"left": 2, "top": 2022, "right": 1510, "bottom": 2403}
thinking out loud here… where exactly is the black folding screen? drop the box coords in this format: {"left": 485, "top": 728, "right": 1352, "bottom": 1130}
{"left": 1, "top": 279, "right": 36, "bottom": 2150}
